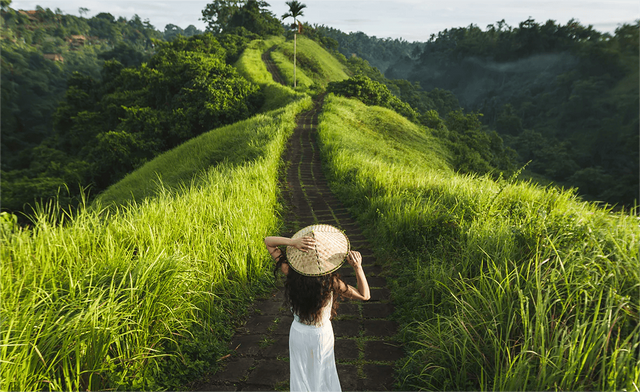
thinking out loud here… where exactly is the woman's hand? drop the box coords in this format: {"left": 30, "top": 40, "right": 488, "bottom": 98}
{"left": 291, "top": 235, "right": 315, "bottom": 252}
{"left": 347, "top": 250, "right": 362, "bottom": 269}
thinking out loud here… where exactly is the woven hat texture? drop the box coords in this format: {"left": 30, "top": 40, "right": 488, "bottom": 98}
{"left": 286, "top": 224, "right": 350, "bottom": 276}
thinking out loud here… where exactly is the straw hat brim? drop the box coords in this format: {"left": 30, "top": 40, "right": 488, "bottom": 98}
{"left": 286, "top": 224, "right": 350, "bottom": 276}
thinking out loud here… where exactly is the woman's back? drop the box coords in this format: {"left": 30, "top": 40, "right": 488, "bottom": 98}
{"left": 293, "top": 293, "right": 333, "bottom": 327}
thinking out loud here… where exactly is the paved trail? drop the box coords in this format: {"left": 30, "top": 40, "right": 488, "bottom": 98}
{"left": 194, "top": 49, "right": 402, "bottom": 391}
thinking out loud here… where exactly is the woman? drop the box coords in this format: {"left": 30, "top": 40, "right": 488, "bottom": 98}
{"left": 264, "top": 224, "right": 370, "bottom": 392}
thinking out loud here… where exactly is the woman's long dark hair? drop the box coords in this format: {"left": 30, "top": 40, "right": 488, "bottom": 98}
{"left": 275, "top": 252, "right": 346, "bottom": 325}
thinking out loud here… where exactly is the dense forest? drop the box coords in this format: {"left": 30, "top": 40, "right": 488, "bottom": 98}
{"left": 1, "top": 2, "right": 206, "bottom": 215}
{"left": 320, "top": 20, "right": 639, "bottom": 208}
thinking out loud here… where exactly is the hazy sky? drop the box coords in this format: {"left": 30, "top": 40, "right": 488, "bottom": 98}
{"left": 11, "top": 0, "right": 640, "bottom": 42}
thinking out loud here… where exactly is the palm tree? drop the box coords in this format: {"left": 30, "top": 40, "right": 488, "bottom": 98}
{"left": 282, "top": 0, "right": 306, "bottom": 88}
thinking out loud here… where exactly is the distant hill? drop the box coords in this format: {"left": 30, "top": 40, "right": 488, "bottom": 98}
{"left": 314, "top": 20, "right": 640, "bottom": 207}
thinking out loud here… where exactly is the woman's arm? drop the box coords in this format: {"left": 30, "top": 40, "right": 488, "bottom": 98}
{"left": 264, "top": 236, "right": 315, "bottom": 275}
{"left": 336, "top": 251, "right": 370, "bottom": 301}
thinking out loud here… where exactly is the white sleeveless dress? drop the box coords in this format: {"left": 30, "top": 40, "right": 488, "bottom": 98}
{"left": 289, "top": 294, "right": 341, "bottom": 391}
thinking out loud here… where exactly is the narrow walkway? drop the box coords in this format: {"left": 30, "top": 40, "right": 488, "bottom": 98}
{"left": 193, "top": 49, "right": 402, "bottom": 391}
{"left": 262, "top": 48, "right": 286, "bottom": 85}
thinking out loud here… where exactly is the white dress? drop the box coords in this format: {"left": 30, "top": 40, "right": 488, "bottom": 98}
{"left": 289, "top": 294, "right": 341, "bottom": 392}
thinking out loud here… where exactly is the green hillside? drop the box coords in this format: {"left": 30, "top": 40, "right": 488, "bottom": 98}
{"left": 321, "top": 21, "right": 640, "bottom": 207}
{"left": 318, "top": 94, "right": 640, "bottom": 390}
{"left": 2, "top": 21, "right": 638, "bottom": 392}
{"left": 268, "top": 35, "right": 350, "bottom": 89}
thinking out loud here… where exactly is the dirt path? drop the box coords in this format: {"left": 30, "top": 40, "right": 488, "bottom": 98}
{"left": 262, "top": 48, "right": 286, "bottom": 85}
{"left": 193, "top": 50, "right": 402, "bottom": 391}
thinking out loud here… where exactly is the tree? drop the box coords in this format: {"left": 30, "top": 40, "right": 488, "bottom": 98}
{"left": 164, "top": 23, "right": 185, "bottom": 41}
{"left": 201, "top": 1, "right": 280, "bottom": 36}
{"left": 226, "top": 0, "right": 282, "bottom": 37}
{"left": 78, "top": 7, "right": 89, "bottom": 17}
{"left": 282, "top": 0, "right": 306, "bottom": 88}
{"left": 201, "top": 0, "right": 243, "bottom": 34}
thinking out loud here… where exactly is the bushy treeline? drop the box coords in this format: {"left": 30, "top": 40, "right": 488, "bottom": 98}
{"left": 1, "top": 2, "right": 170, "bottom": 217}
{"left": 201, "top": 0, "right": 283, "bottom": 37}
{"left": 319, "top": 19, "right": 639, "bottom": 207}
{"left": 315, "top": 25, "right": 425, "bottom": 74}
{"left": 2, "top": 33, "right": 261, "bottom": 215}
{"left": 1, "top": 2, "right": 214, "bottom": 216}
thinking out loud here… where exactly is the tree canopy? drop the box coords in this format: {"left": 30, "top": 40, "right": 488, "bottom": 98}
{"left": 1, "top": 10, "right": 259, "bottom": 216}
{"left": 202, "top": 0, "right": 283, "bottom": 36}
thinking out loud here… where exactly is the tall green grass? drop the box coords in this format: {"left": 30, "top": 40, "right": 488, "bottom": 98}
{"left": 317, "top": 94, "right": 640, "bottom": 390}
{"left": 1, "top": 94, "right": 312, "bottom": 390}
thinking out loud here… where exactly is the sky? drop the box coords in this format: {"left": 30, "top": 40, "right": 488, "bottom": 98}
{"left": 11, "top": 0, "right": 640, "bottom": 42}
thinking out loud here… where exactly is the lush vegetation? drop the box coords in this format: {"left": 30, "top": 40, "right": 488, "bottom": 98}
{"left": 201, "top": 0, "right": 283, "bottom": 37}
{"left": 1, "top": 3, "right": 227, "bottom": 217}
{"left": 327, "top": 75, "right": 516, "bottom": 176}
{"left": 318, "top": 20, "right": 639, "bottom": 207}
{"left": 317, "top": 25, "right": 424, "bottom": 74}
{"left": 269, "top": 34, "right": 350, "bottom": 90}
{"left": 2, "top": 31, "right": 262, "bottom": 217}
{"left": 327, "top": 75, "right": 418, "bottom": 121}
{"left": 1, "top": 67, "right": 311, "bottom": 392}
{"left": 1, "top": 3, "right": 164, "bottom": 167}
{"left": 317, "top": 94, "right": 639, "bottom": 391}
{"left": 52, "top": 34, "right": 258, "bottom": 189}
{"left": 2, "top": 1, "right": 637, "bottom": 389}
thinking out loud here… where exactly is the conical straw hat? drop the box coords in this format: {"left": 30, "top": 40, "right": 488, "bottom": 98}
{"left": 286, "top": 224, "right": 350, "bottom": 276}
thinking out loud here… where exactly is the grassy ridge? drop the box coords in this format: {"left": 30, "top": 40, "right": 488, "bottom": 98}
{"left": 97, "top": 36, "right": 306, "bottom": 207}
{"left": 234, "top": 36, "right": 308, "bottom": 113}
{"left": 317, "top": 94, "right": 640, "bottom": 390}
{"left": 269, "top": 35, "right": 349, "bottom": 89}
{"left": 1, "top": 33, "right": 313, "bottom": 389}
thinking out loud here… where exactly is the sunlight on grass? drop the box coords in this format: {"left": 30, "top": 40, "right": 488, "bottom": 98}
{"left": 0, "top": 96, "right": 312, "bottom": 391}
{"left": 317, "top": 94, "right": 640, "bottom": 391}
{"left": 269, "top": 35, "right": 349, "bottom": 90}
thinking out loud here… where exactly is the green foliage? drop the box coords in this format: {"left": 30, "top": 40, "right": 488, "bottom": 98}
{"left": 281, "top": 0, "right": 306, "bottom": 23}
{"left": 315, "top": 25, "right": 425, "bottom": 74}
{"left": 317, "top": 94, "right": 640, "bottom": 391}
{"left": 201, "top": 0, "right": 283, "bottom": 37}
{"left": 441, "top": 109, "right": 516, "bottom": 175}
{"left": 163, "top": 23, "right": 203, "bottom": 41}
{"left": 97, "top": 42, "right": 150, "bottom": 67}
{"left": 2, "top": 33, "right": 261, "bottom": 215}
{"left": 327, "top": 75, "right": 418, "bottom": 121}
{"left": 1, "top": 6, "right": 168, "bottom": 213}
{"left": 71, "top": 37, "right": 260, "bottom": 186}
{"left": 228, "top": 1, "right": 283, "bottom": 37}
{"left": 340, "top": 54, "right": 461, "bottom": 125}
{"left": 390, "top": 19, "right": 639, "bottom": 206}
